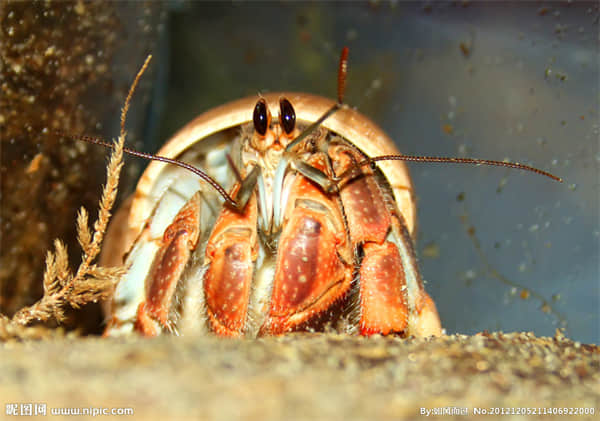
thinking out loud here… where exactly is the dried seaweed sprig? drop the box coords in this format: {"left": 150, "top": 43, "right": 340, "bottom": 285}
{"left": 8, "top": 56, "right": 152, "bottom": 329}
{"left": 0, "top": 314, "right": 60, "bottom": 341}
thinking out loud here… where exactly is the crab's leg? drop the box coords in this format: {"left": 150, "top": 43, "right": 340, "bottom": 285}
{"left": 261, "top": 154, "right": 353, "bottom": 335}
{"left": 134, "top": 193, "right": 202, "bottom": 336}
{"left": 329, "top": 144, "right": 442, "bottom": 337}
{"left": 203, "top": 185, "right": 258, "bottom": 337}
{"left": 338, "top": 169, "right": 409, "bottom": 336}
{"left": 387, "top": 211, "right": 442, "bottom": 337}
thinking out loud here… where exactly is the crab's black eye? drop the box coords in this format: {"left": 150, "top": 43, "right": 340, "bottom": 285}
{"left": 253, "top": 99, "right": 269, "bottom": 136}
{"left": 279, "top": 98, "right": 296, "bottom": 135}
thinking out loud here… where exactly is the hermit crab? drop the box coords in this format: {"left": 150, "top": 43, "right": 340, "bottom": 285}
{"left": 96, "top": 48, "right": 559, "bottom": 338}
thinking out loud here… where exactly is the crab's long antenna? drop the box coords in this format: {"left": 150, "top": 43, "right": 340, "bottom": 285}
{"left": 285, "top": 47, "right": 349, "bottom": 153}
{"left": 56, "top": 56, "right": 238, "bottom": 208}
{"left": 58, "top": 132, "right": 238, "bottom": 207}
{"left": 337, "top": 46, "right": 349, "bottom": 104}
{"left": 353, "top": 155, "right": 563, "bottom": 182}
{"left": 225, "top": 153, "right": 243, "bottom": 183}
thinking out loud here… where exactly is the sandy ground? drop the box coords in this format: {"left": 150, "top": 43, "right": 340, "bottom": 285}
{"left": 0, "top": 330, "right": 598, "bottom": 420}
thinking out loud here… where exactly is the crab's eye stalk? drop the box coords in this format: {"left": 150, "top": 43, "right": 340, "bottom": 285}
{"left": 253, "top": 99, "right": 269, "bottom": 136}
{"left": 279, "top": 98, "right": 296, "bottom": 135}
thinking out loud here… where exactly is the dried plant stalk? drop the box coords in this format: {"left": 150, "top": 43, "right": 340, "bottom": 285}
{"left": 0, "top": 314, "right": 59, "bottom": 340}
{"left": 4, "top": 56, "right": 152, "bottom": 335}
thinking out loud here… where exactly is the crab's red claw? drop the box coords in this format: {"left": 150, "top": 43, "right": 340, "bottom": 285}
{"left": 262, "top": 156, "right": 353, "bottom": 335}
{"left": 264, "top": 211, "right": 350, "bottom": 335}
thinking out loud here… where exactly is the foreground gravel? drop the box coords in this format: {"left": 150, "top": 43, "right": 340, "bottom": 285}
{"left": 1, "top": 331, "right": 598, "bottom": 420}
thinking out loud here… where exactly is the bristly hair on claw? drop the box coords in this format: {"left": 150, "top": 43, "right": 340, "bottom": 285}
{"left": 3, "top": 55, "right": 153, "bottom": 336}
